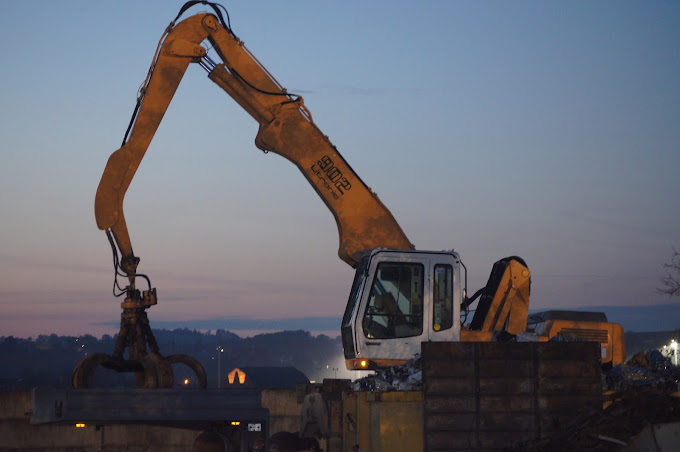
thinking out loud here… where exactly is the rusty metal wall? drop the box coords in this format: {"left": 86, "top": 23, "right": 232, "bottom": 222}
{"left": 422, "top": 341, "right": 601, "bottom": 452}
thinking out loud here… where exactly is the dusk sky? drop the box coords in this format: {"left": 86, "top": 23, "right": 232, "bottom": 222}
{"left": 1, "top": 1, "right": 679, "bottom": 339}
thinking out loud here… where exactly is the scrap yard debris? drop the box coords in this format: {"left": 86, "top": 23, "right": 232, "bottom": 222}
{"left": 351, "top": 342, "right": 680, "bottom": 450}
{"left": 516, "top": 349, "right": 680, "bottom": 450}
{"left": 604, "top": 349, "right": 680, "bottom": 391}
{"left": 352, "top": 354, "right": 423, "bottom": 392}
{"left": 514, "top": 383, "right": 680, "bottom": 450}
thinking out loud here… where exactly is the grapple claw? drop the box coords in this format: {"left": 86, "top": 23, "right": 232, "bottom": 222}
{"left": 71, "top": 351, "right": 207, "bottom": 389}
{"left": 167, "top": 354, "right": 208, "bottom": 388}
{"left": 71, "top": 304, "right": 206, "bottom": 388}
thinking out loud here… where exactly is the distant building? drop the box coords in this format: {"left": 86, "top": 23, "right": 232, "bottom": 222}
{"left": 225, "top": 366, "right": 309, "bottom": 389}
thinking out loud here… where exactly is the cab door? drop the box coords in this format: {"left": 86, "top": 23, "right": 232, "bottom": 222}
{"left": 428, "top": 257, "right": 461, "bottom": 343}
{"left": 355, "top": 252, "right": 430, "bottom": 364}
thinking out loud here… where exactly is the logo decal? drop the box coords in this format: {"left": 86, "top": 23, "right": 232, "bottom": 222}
{"left": 311, "top": 155, "right": 351, "bottom": 199}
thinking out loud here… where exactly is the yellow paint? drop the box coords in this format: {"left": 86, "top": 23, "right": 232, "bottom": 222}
{"left": 343, "top": 391, "right": 422, "bottom": 452}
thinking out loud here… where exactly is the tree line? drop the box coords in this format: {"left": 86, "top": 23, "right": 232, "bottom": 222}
{"left": 0, "top": 329, "right": 342, "bottom": 390}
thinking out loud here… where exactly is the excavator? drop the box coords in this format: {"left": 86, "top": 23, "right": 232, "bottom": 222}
{"left": 73, "top": 1, "right": 624, "bottom": 388}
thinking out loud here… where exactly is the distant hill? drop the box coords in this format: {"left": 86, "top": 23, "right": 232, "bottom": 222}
{"left": 625, "top": 330, "right": 678, "bottom": 358}
{"left": 569, "top": 303, "right": 679, "bottom": 333}
{"left": 0, "top": 329, "right": 343, "bottom": 391}
{"left": 142, "top": 304, "right": 679, "bottom": 338}
{"left": 1, "top": 324, "right": 677, "bottom": 391}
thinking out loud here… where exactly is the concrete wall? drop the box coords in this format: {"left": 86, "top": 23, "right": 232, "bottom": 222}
{"left": 262, "top": 388, "right": 301, "bottom": 434}
{"left": 262, "top": 387, "right": 327, "bottom": 451}
{"left": 0, "top": 389, "right": 308, "bottom": 451}
{"left": 0, "top": 391, "right": 198, "bottom": 451}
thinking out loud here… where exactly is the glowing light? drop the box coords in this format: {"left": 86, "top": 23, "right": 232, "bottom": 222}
{"left": 231, "top": 421, "right": 240, "bottom": 426}
{"left": 228, "top": 368, "right": 246, "bottom": 384}
{"left": 75, "top": 423, "right": 85, "bottom": 428}
{"left": 184, "top": 379, "right": 189, "bottom": 385}
{"left": 663, "top": 339, "right": 679, "bottom": 366}
{"left": 360, "top": 360, "right": 367, "bottom": 368}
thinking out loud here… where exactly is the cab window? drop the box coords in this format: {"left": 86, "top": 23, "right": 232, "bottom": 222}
{"left": 433, "top": 264, "right": 453, "bottom": 332}
{"left": 362, "top": 262, "right": 424, "bottom": 339}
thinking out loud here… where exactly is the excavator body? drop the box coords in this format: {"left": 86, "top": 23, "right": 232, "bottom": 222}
{"left": 343, "top": 251, "right": 534, "bottom": 370}
{"left": 86, "top": 2, "right": 625, "bottom": 386}
{"left": 344, "top": 252, "right": 624, "bottom": 370}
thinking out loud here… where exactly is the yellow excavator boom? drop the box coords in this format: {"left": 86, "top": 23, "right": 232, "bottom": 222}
{"left": 95, "top": 8, "right": 413, "bottom": 283}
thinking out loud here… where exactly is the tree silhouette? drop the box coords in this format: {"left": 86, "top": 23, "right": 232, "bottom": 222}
{"left": 659, "top": 247, "right": 680, "bottom": 297}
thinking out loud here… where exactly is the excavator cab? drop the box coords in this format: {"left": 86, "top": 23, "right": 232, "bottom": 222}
{"left": 343, "top": 249, "right": 462, "bottom": 370}
{"left": 343, "top": 253, "right": 534, "bottom": 370}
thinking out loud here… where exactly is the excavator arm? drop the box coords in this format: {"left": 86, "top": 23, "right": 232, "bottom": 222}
{"left": 95, "top": 2, "right": 413, "bottom": 292}
{"left": 85, "top": 2, "right": 413, "bottom": 388}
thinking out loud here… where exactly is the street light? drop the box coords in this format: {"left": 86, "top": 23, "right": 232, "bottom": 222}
{"left": 325, "top": 365, "right": 339, "bottom": 379}
{"left": 216, "top": 346, "right": 224, "bottom": 388}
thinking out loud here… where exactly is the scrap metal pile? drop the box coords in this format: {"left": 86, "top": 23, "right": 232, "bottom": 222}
{"left": 351, "top": 354, "right": 423, "bottom": 392}
{"left": 352, "top": 345, "right": 680, "bottom": 449}
{"left": 604, "top": 348, "right": 680, "bottom": 391}
{"left": 514, "top": 383, "right": 680, "bottom": 450}
{"left": 515, "top": 349, "right": 680, "bottom": 451}
{"left": 350, "top": 332, "right": 592, "bottom": 393}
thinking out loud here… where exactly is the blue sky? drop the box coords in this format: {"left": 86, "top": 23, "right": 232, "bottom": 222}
{"left": 1, "top": 1, "right": 678, "bottom": 338}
